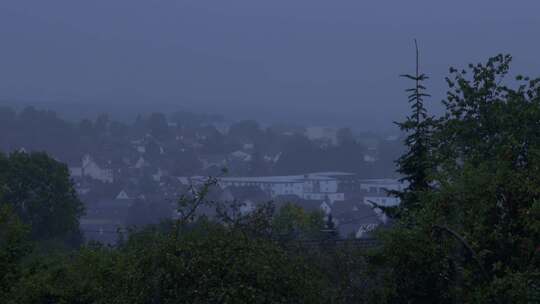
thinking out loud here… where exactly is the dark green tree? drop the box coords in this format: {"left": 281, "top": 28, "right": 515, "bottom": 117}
{"left": 6, "top": 178, "right": 328, "bottom": 303}
{"left": 271, "top": 203, "right": 325, "bottom": 241}
{"left": 146, "top": 112, "right": 170, "bottom": 140}
{"left": 228, "top": 120, "right": 262, "bottom": 143}
{"left": 0, "top": 152, "right": 85, "bottom": 246}
{"left": 0, "top": 206, "right": 32, "bottom": 302}
{"left": 393, "top": 40, "right": 434, "bottom": 212}
{"left": 374, "top": 54, "right": 540, "bottom": 303}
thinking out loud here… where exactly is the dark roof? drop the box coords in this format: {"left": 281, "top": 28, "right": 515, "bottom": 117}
{"left": 334, "top": 202, "right": 380, "bottom": 238}
{"left": 337, "top": 222, "right": 361, "bottom": 239}
{"left": 330, "top": 200, "right": 359, "bottom": 215}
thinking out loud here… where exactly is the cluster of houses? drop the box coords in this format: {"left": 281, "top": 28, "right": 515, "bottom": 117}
{"left": 2, "top": 106, "right": 405, "bottom": 244}
{"left": 188, "top": 172, "right": 350, "bottom": 203}
{"left": 74, "top": 154, "right": 405, "bottom": 243}
{"left": 70, "top": 154, "right": 114, "bottom": 184}
{"left": 206, "top": 173, "right": 405, "bottom": 238}
{"left": 60, "top": 126, "right": 404, "bottom": 244}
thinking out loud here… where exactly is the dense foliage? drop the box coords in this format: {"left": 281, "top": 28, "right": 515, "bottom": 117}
{"left": 5, "top": 225, "right": 327, "bottom": 303}
{"left": 0, "top": 205, "right": 32, "bottom": 300}
{"left": 0, "top": 152, "right": 84, "bottom": 247}
{"left": 377, "top": 54, "right": 540, "bottom": 303}
{"left": 0, "top": 187, "right": 365, "bottom": 303}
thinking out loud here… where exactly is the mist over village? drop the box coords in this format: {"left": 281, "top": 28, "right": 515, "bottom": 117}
{"left": 0, "top": 1, "right": 539, "bottom": 303}
{"left": 0, "top": 107, "right": 404, "bottom": 243}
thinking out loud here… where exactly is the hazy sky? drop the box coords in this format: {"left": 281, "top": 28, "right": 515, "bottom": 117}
{"left": 1, "top": 1, "right": 539, "bottom": 131}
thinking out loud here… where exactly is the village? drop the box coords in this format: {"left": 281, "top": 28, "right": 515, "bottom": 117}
{"left": 0, "top": 105, "right": 405, "bottom": 244}
{"left": 0, "top": 3, "right": 536, "bottom": 300}
{"left": 72, "top": 152, "right": 404, "bottom": 243}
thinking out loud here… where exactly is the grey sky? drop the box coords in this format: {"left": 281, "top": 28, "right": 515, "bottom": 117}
{"left": 0, "top": 1, "right": 539, "bottom": 131}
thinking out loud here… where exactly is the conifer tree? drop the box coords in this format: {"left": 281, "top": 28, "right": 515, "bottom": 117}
{"left": 393, "top": 40, "right": 434, "bottom": 212}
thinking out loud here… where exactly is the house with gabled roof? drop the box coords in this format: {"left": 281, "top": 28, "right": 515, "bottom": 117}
{"left": 116, "top": 190, "right": 131, "bottom": 200}
{"left": 134, "top": 156, "right": 149, "bottom": 169}
{"left": 331, "top": 200, "right": 383, "bottom": 239}
{"left": 81, "top": 154, "right": 114, "bottom": 183}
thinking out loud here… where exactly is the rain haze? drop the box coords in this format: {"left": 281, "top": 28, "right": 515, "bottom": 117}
{"left": 1, "top": 0, "right": 539, "bottom": 131}
{"left": 1, "top": 1, "right": 540, "bottom": 301}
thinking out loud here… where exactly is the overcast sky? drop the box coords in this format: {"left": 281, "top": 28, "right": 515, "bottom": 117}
{"left": 0, "top": 1, "right": 539, "bottom": 131}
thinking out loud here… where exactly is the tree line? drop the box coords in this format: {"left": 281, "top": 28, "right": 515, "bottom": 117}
{"left": 0, "top": 105, "right": 401, "bottom": 178}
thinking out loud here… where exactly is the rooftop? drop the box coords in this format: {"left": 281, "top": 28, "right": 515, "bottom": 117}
{"left": 218, "top": 174, "right": 335, "bottom": 184}
{"left": 308, "top": 171, "right": 356, "bottom": 177}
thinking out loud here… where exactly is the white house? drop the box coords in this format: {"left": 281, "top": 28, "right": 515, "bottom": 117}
{"left": 305, "top": 126, "right": 338, "bottom": 146}
{"left": 363, "top": 196, "right": 400, "bottom": 208}
{"left": 134, "top": 156, "right": 148, "bottom": 169}
{"left": 152, "top": 168, "right": 166, "bottom": 182}
{"left": 211, "top": 173, "right": 346, "bottom": 203}
{"left": 263, "top": 153, "right": 281, "bottom": 163}
{"left": 355, "top": 223, "right": 379, "bottom": 238}
{"left": 320, "top": 201, "right": 332, "bottom": 215}
{"left": 360, "top": 179, "right": 405, "bottom": 218}
{"left": 116, "top": 190, "right": 131, "bottom": 200}
{"left": 363, "top": 154, "right": 377, "bottom": 163}
{"left": 360, "top": 179, "right": 406, "bottom": 195}
{"left": 230, "top": 150, "right": 252, "bottom": 162}
{"left": 81, "top": 154, "right": 114, "bottom": 183}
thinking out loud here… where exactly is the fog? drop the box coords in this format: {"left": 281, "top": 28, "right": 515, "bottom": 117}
{"left": 2, "top": 2, "right": 540, "bottom": 300}
{"left": 1, "top": 0, "right": 539, "bottom": 131}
